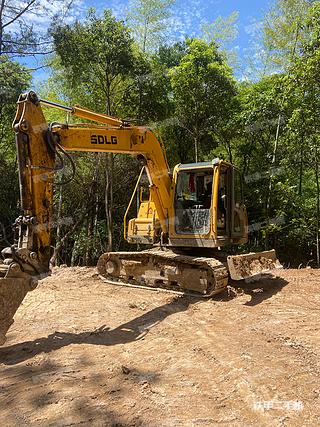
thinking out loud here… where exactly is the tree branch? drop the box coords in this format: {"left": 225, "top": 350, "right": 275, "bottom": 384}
{"left": 0, "top": 0, "right": 6, "bottom": 21}
{"left": 4, "top": 49, "right": 54, "bottom": 55}
{"left": 2, "top": 39, "right": 51, "bottom": 46}
{"left": 2, "top": 0, "right": 37, "bottom": 29}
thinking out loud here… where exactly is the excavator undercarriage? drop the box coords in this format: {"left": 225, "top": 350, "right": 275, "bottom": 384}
{"left": 97, "top": 248, "right": 281, "bottom": 297}
{"left": 97, "top": 249, "right": 229, "bottom": 296}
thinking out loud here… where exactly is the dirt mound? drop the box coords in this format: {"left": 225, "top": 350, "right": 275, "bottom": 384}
{"left": 0, "top": 267, "right": 319, "bottom": 426}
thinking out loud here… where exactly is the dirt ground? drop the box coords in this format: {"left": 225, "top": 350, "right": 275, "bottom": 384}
{"left": 0, "top": 267, "right": 319, "bottom": 427}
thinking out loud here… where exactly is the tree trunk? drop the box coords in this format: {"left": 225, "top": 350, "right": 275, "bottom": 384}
{"left": 315, "top": 159, "right": 320, "bottom": 268}
{"left": 264, "top": 114, "right": 281, "bottom": 249}
{"left": 105, "top": 153, "right": 113, "bottom": 251}
{"left": 298, "top": 110, "right": 305, "bottom": 196}
{"left": 142, "top": 17, "right": 149, "bottom": 53}
{"left": 53, "top": 177, "right": 64, "bottom": 267}
{"left": 71, "top": 241, "right": 77, "bottom": 266}
{"left": 298, "top": 142, "right": 303, "bottom": 196}
{"left": 84, "top": 156, "right": 99, "bottom": 264}
{"left": 50, "top": 205, "right": 93, "bottom": 268}
{"left": 0, "top": 0, "right": 4, "bottom": 55}
{"left": 194, "top": 137, "right": 198, "bottom": 163}
{"left": 227, "top": 139, "right": 233, "bottom": 164}
{"left": 105, "top": 84, "right": 114, "bottom": 252}
{"left": 93, "top": 154, "right": 100, "bottom": 233}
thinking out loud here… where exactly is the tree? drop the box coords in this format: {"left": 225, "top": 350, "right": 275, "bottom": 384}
{"left": 51, "top": 9, "right": 136, "bottom": 115}
{"left": 126, "top": 0, "right": 175, "bottom": 52}
{"left": 50, "top": 9, "right": 138, "bottom": 254}
{"left": 121, "top": 51, "right": 173, "bottom": 123}
{"left": 283, "top": 2, "right": 320, "bottom": 265}
{"left": 126, "top": 0, "right": 175, "bottom": 124}
{"left": 201, "top": 11, "right": 239, "bottom": 66}
{"left": 156, "top": 41, "right": 187, "bottom": 67}
{"left": 231, "top": 76, "right": 287, "bottom": 220}
{"left": 0, "top": 56, "right": 31, "bottom": 137}
{"left": 169, "top": 39, "right": 236, "bottom": 162}
{"left": 0, "top": 0, "right": 77, "bottom": 58}
{"left": 263, "top": 0, "right": 313, "bottom": 70}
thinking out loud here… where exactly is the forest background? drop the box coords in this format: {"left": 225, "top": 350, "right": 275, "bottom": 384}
{"left": 0, "top": 0, "right": 319, "bottom": 267}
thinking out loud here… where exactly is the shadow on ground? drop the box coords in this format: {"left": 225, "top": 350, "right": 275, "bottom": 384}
{"left": 0, "top": 295, "right": 198, "bottom": 365}
{"left": 240, "top": 276, "right": 288, "bottom": 306}
{"left": 0, "top": 275, "right": 289, "bottom": 365}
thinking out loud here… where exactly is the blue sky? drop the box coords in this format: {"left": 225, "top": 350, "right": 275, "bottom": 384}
{"left": 24, "top": 0, "right": 274, "bottom": 85}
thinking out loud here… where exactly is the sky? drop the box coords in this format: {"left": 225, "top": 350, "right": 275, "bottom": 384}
{"left": 17, "top": 0, "right": 274, "bottom": 85}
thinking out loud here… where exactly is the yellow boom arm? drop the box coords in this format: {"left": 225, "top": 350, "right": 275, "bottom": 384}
{"left": 0, "top": 90, "right": 174, "bottom": 344}
{"left": 0, "top": 91, "right": 174, "bottom": 343}
{"left": 53, "top": 125, "right": 171, "bottom": 229}
{"left": 12, "top": 91, "right": 172, "bottom": 260}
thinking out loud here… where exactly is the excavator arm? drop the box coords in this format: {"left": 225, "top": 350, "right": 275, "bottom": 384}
{"left": 0, "top": 91, "right": 173, "bottom": 344}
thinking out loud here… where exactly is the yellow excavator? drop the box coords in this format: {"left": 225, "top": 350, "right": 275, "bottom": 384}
{"left": 0, "top": 91, "right": 281, "bottom": 344}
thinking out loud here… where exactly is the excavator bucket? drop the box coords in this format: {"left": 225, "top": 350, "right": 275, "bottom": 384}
{"left": 0, "top": 264, "right": 37, "bottom": 345}
{"left": 227, "top": 249, "right": 282, "bottom": 281}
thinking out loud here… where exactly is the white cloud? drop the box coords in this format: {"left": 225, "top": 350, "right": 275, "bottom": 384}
{"left": 244, "top": 20, "right": 263, "bottom": 37}
{"left": 165, "top": 0, "right": 216, "bottom": 42}
{"left": 5, "top": 0, "right": 85, "bottom": 34}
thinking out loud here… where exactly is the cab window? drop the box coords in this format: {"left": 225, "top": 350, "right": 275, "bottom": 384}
{"left": 174, "top": 170, "right": 213, "bottom": 234}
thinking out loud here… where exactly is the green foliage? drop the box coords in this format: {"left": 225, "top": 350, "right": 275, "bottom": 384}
{"left": 127, "top": 0, "right": 175, "bottom": 52}
{"left": 0, "top": 57, "right": 31, "bottom": 103}
{"left": 156, "top": 42, "right": 188, "bottom": 67}
{"left": 201, "top": 11, "right": 239, "bottom": 46}
{"left": 50, "top": 9, "right": 136, "bottom": 115}
{"left": 263, "top": 0, "right": 313, "bottom": 70}
{"left": 0, "top": 56, "right": 31, "bottom": 155}
{"left": 201, "top": 11, "right": 239, "bottom": 67}
{"left": 120, "top": 48, "right": 173, "bottom": 122}
{"left": 169, "top": 39, "right": 236, "bottom": 162}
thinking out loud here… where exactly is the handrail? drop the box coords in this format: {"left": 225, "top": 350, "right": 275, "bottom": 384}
{"left": 123, "top": 166, "right": 146, "bottom": 240}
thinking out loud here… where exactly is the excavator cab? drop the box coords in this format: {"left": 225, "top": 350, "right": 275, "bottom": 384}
{"left": 125, "top": 159, "right": 248, "bottom": 248}
{"left": 169, "top": 159, "right": 247, "bottom": 248}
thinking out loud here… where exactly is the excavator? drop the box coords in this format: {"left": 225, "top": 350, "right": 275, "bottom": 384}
{"left": 0, "top": 91, "right": 281, "bottom": 345}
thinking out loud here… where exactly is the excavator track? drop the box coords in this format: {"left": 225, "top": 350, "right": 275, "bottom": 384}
{"left": 97, "top": 249, "right": 229, "bottom": 297}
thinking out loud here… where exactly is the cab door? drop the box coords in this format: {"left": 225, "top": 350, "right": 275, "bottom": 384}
{"left": 216, "top": 165, "right": 230, "bottom": 237}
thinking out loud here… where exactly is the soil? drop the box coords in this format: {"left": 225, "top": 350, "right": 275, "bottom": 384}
{"left": 0, "top": 267, "right": 319, "bottom": 426}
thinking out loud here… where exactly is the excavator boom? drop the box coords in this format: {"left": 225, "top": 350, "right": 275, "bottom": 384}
{"left": 0, "top": 92, "right": 56, "bottom": 344}
{"left": 0, "top": 91, "right": 174, "bottom": 344}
